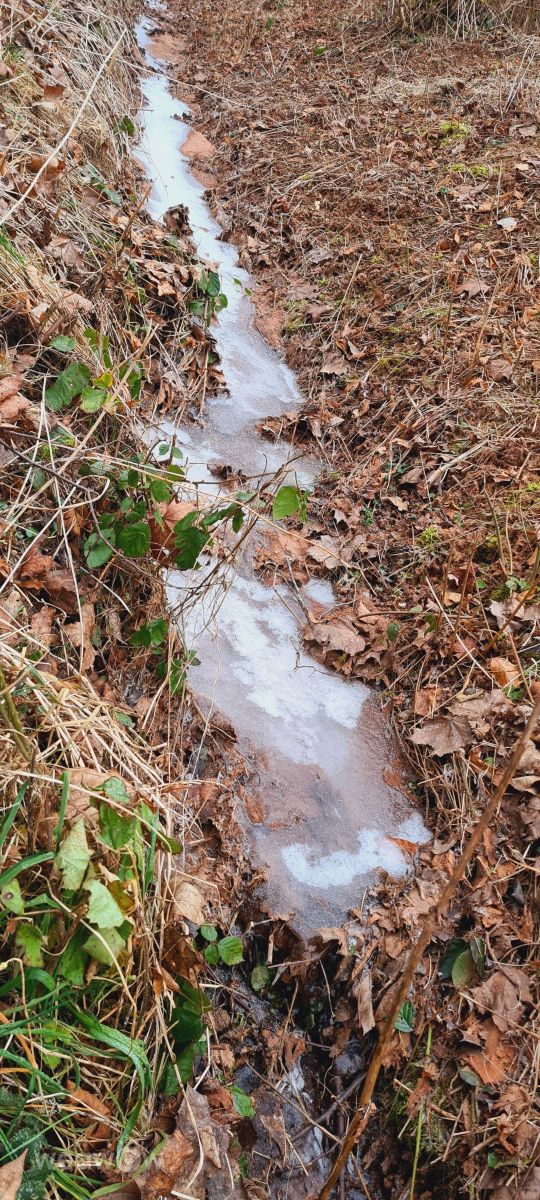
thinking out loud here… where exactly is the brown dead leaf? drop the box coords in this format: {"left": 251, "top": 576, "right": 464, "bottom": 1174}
{"left": 388, "top": 494, "right": 409, "bottom": 511}
{"left": 489, "top": 657, "right": 520, "bottom": 688}
{"left": 0, "top": 1150, "right": 27, "bottom": 1200}
{"left": 170, "top": 876, "right": 207, "bottom": 925}
{"left": 449, "top": 689, "right": 512, "bottom": 734}
{"left": 18, "top": 549, "right": 55, "bottom": 588}
{"left": 486, "top": 357, "right": 513, "bottom": 382}
{"left": 411, "top": 714, "right": 474, "bottom": 756}
{"left": 138, "top": 1125, "right": 194, "bottom": 1199}
{"left": 42, "top": 83, "right": 65, "bottom": 104}
{"left": 352, "top": 966, "right": 375, "bottom": 1035}
{"left": 138, "top": 1087, "right": 230, "bottom": 1200}
{"left": 461, "top": 1019, "right": 514, "bottom": 1086}
{"left": 30, "top": 605, "right": 55, "bottom": 649}
{"left": 0, "top": 376, "right": 23, "bottom": 403}
{"left": 414, "top": 685, "right": 439, "bottom": 717}
{"left": 181, "top": 130, "right": 216, "bottom": 159}
{"left": 303, "top": 614, "right": 366, "bottom": 668}
{"left": 66, "top": 1082, "right": 112, "bottom": 1143}
{"left": 65, "top": 603, "right": 95, "bottom": 670}
{"left": 0, "top": 590, "right": 22, "bottom": 645}
{"left": 470, "top": 967, "right": 532, "bottom": 1033}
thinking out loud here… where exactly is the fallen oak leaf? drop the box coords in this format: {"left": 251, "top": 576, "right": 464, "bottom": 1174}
{"left": 410, "top": 714, "right": 474, "bottom": 756}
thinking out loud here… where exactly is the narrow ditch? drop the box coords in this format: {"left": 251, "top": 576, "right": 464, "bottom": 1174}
{"left": 136, "top": 8, "right": 429, "bottom": 934}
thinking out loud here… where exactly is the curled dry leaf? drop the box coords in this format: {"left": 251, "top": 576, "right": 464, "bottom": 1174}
{"left": 65, "top": 602, "right": 95, "bottom": 671}
{"left": 170, "top": 875, "right": 207, "bottom": 925}
{"left": 489, "top": 657, "right": 521, "bottom": 688}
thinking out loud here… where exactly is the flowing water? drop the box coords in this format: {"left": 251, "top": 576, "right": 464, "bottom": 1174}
{"left": 136, "top": 15, "right": 429, "bottom": 932}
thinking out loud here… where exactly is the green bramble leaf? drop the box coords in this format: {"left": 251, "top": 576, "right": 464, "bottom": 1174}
{"left": 49, "top": 335, "right": 76, "bottom": 352}
{"left": 230, "top": 1086, "right": 254, "bottom": 1119}
{"left": 45, "top": 362, "right": 90, "bottom": 411}
{"left": 218, "top": 935, "right": 243, "bottom": 965}
{"left": 16, "top": 922, "right": 45, "bottom": 967}
{"left": 116, "top": 521, "right": 151, "bottom": 558}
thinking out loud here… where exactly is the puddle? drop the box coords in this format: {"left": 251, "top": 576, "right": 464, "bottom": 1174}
{"left": 136, "top": 14, "right": 429, "bottom": 932}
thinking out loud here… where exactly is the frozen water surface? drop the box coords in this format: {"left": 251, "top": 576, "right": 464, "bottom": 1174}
{"left": 136, "top": 18, "right": 429, "bottom": 930}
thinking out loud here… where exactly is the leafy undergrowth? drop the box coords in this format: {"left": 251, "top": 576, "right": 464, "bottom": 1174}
{"left": 155, "top": 0, "right": 540, "bottom": 1196}
{"left": 0, "top": 3, "right": 313, "bottom": 1197}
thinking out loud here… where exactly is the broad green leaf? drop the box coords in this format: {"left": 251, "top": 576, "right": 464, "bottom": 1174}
{"left": 218, "top": 935, "right": 243, "bottom": 965}
{"left": 170, "top": 1004, "right": 203, "bottom": 1047}
{"left": 59, "top": 932, "right": 88, "bottom": 985}
{"left": 174, "top": 977, "right": 211, "bottom": 1018}
{"left": 80, "top": 386, "right": 107, "bottom": 413}
{"left": 131, "top": 618, "right": 168, "bottom": 648}
{"left": 99, "top": 803, "right": 136, "bottom": 850}
{"left": 45, "top": 362, "right": 90, "bottom": 411}
{"left": 395, "top": 1000, "right": 415, "bottom": 1033}
{"left": 173, "top": 524, "right": 209, "bottom": 570}
{"left": 204, "top": 943, "right": 219, "bottom": 965}
{"left": 148, "top": 477, "right": 172, "bottom": 503}
{"left": 84, "top": 926, "right": 127, "bottom": 966}
{"left": 49, "top": 334, "right": 76, "bottom": 352}
{"left": 458, "top": 1064, "right": 482, "bottom": 1088}
{"left": 55, "top": 818, "right": 91, "bottom": 891}
{"left": 85, "top": 880, "right": 125, "bottom": 928}
{"left": 230, "top": 1086, "right": 254, "bottom": 1119}
{"left": 84, "top": 529, "right": 115, "bottom": 568}
{"left": 0, "top": 877, "right": 24, "bottom": 914}
{"left": 251, "top": 964, "right": 270, "bottom": 992}
{"left": 98, "top": 777, "right": 130, "bottom": 804}
{"left": 116, "top": 521, "right": 151, "bottom": 558}
{"left": 272, "top": 485, "right": 302, "bottom": 521}
{"left": 16, "top": 923, "right": 44, "bottom": 967}
{"left": 200, "top": 924, "right": 217, "bottom": 942}
{"left": 119, "top": 115, "right": 135, "bottom": 136}
{"left": 440, "top": 938, "right": 468, "bottom": 979}
{"left": 452, "top": 949, "right": 474, "bottom": 989}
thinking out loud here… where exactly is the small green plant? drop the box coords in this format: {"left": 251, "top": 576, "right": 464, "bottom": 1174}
{"left": 189, "top": 268, "right": 228, "bottom": 324}
{"left": 418, "top": 525, "right": 441, "bottom": 551}
{"left": 131, "top": 618, "right": 199, "bottom": 697}
{"left": 440, "top": 936, "right": 485, "bottom": 987}
{"left": 395, "top": 1000, "right": 415, "bottom": 1033}
{"left": 200, "top": 924, "right": 244, "bottom": 966}
{"left": 272, "top": 484, "right": 310, "bottom": 522}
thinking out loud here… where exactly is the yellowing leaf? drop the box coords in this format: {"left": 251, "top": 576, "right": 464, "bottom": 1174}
{"left": 85, "top": 880, "right": 125, "bottom": 928}
{"left": 56, "top": 819, "right": 91, "bottom": 891}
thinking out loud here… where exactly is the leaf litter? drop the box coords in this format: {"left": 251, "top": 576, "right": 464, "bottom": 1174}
{"left": 156, "top": 0, "right": 540, "bottom": 1195}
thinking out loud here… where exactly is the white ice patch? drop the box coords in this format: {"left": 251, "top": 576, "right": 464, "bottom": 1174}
{"left": 281, "top": 817, "right": 430, "bottom": 890}
{"left": 304, "top": 577, "right": 336, "bottom": 608}
{"left": 185, "top": 573, "right": 365, "bottom": 760}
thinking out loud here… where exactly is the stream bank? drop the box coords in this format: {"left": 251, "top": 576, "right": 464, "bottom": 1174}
{"left": 136, "top": 10, "right": 430, "bottom": 935}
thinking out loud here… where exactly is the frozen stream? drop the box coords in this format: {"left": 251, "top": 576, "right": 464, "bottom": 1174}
{"left": 136, "top": 15, "right": 428, "bottom": 930}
